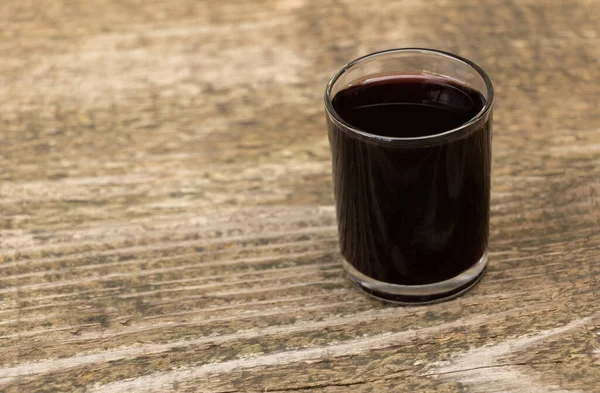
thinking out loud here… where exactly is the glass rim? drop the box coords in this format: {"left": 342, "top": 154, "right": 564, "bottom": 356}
{"left": 324, "top": 48, "right": 494, "bottom": 146}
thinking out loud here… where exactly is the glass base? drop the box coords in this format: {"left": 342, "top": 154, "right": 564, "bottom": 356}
{"left": 342, "top": 251, "right": 488, "bottom": 305}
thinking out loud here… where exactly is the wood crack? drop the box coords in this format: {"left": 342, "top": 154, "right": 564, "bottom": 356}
{"left": 423, "top": 360, "right": 566, "bottom": 377}
{"left": 262, "top": 372, "right": 412, "bottom": 393}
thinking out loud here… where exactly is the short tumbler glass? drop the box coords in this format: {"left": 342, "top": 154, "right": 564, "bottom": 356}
{"left": 324, "top": 48, "right": 494, "bottom": 304}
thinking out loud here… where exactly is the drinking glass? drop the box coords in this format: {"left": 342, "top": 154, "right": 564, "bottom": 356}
{"left": 324, "top": 48, "right": 494, "bottom": 304}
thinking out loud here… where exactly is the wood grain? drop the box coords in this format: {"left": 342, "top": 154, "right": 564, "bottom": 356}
{"left": 1, "top": 0, "right": 599, "bottom": 392}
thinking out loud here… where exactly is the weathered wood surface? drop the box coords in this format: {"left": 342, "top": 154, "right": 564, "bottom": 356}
{"left": 1, "top": 0, "right": 599, "bottom": 392}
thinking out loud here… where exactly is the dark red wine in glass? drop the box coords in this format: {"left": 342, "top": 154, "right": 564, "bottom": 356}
{"left": 325, "top": 49, "right": 494, "bottom": 304}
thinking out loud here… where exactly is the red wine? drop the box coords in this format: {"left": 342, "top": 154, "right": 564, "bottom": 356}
{"left": 328, "top": 74, "right": 491, "bottom": 288}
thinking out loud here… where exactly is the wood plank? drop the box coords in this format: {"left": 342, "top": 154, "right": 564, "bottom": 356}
{"left": 1, "top": 0, "right": 599, "bottom": 392}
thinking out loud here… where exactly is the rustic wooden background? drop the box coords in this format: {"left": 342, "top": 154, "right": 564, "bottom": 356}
{"left": 1, "top": 0, "right": 599, "bottom": 392}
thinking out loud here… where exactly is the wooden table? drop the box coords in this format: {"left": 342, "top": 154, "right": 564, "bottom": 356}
{"left": 1, "top": 0, "right": 599, "bottom": 392}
